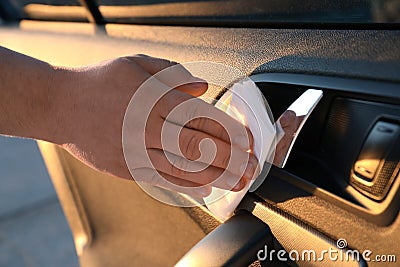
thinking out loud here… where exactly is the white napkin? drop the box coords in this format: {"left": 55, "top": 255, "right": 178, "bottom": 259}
{"left": 203, "top": 79, "right": 277, "bottom": 221}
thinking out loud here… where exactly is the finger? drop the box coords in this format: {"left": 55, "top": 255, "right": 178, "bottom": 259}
{"left": 147, "top": 148, "right": 246, "bottom": 191}
{"left": 273, "top": 124, "right": 295, "bottom": 165}
{"left": 158, "top": 171, "right": 212, "bottom": 197}
{"left": 279, "top": 110, "right": 297, "bottom": 128}
{"left": 146, "top": 119, "right": 258, "bottom": 180}
{"left": 127, "top": 54, "right": 207, "bottom": 96}
{"left": 296, "top": 115, "right": 306, "bottom": 129}
{"left": 126, "top": 54, "right": 177, "bottom": 75}
{"left": 274, "top": 139, "right": 289, "bottom": 165}
{"left": 131, "top": 168, "right": 212, "bottom": 198}
{"left": 159, "top": 89, "right": 254, "bottom": 151}
{"left": 175, "top": 82, "right": 208, "bottom": 97}
{"left": 177, "top": 125, "right": 258, "bottom": 180}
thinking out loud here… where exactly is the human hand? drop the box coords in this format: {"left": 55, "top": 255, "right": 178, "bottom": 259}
{"left": 49, "top": 55, "right": 259, "bottom": 197}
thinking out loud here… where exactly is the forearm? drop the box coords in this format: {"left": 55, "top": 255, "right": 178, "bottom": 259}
{"left": 0, "top": 47, "right": 56, "bottom": 141}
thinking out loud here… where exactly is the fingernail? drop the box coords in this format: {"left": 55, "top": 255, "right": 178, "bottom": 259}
{"left": 233, "top": 135, "right": 249, "bottom": 150}
{"left": 240, "top": 162, "right": 255, "bottom": 180}
{"left": 226, "top": 175, "right": 240, "bottom": 189}
{"left": 233, "top": 179, "right": 244, "bottom": 191}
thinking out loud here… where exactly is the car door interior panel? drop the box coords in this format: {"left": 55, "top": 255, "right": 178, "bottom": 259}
{"left": 1, "top": 3, "right": 399, "bottom": 265}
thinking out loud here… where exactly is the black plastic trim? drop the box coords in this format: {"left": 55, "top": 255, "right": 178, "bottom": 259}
{"left": 251, "top": 73, "right": 400, "bottom": 100}
{"left": 102, "top": 17, "right": 400, "bottom": 30}
{"left": 0, "top": 1, "right": 20, "bottom": 22}
{"left": 78, "top": 0, "right": 105, "bottom": 25}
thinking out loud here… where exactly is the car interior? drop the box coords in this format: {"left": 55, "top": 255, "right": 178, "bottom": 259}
{"left": 0, "top": 0, "right": 399, "bottom": 266}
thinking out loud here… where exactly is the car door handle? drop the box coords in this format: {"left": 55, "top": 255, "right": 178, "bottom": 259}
{"left": 175, "top": 210, "right": 293, "bottom": 267}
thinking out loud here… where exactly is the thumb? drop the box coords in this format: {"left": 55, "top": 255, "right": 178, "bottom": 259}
{"left": 175, "top": 80, "right": 208, "bottom": 97}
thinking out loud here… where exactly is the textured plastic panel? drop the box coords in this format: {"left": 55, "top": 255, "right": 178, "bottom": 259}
{"left": 239, "top": 197, "right": 365, "bottom": 267}
{"left": 252, "top": 169, "right": 398, "bottom": 267}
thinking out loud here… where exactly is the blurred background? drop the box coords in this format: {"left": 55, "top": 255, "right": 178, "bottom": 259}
{"left": 0, "top": 136, "right": 78, "bottom": 267}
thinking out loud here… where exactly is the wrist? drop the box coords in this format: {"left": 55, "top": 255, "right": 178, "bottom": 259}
{"left": 0, "top": 51, "right": 61, "bottom": 142}
{"left": 44, "top": 66, "right": 79, "bottom": 145}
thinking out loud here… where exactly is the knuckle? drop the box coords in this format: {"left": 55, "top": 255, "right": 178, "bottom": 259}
{"left": 113, "top": 57, "right": 138, "bottom": 73}
{"left": 183, "top": 134, "right": 201, "bottom": 160}
{"left": 167, "top": 59, "right": 178, "bottom": 66}
{"left": 135, "top": 54, "right": 149, "bottom": 58}
{"left": 281, "top": 110, "right": 296, "bottom": 126}
{"left": 115, "top": 56, "right": 132, "bottom": 66}
{"left": 126, "top": 54, "right": 148, "bottom": 62}
{"left": 189, "top": 116, "right": 207, "bottom": 132}
{"left": 287, "top": 110, "right": 296, "bottom": 118}
{"left": 197, "top": 117, "right": 208, "bottom": 129}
